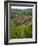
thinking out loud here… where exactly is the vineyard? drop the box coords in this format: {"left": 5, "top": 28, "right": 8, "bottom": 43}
{"left": 9, "top": 9, "right": 32, "bottom": 39}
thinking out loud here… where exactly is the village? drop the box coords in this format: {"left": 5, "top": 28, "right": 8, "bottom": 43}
{"left": 11, "top": 14, "right": 32, "bottom": 25}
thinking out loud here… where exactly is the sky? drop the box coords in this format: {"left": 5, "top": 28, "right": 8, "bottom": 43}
{"left": 11, "top": 6, "right": 33, "bottom": 9}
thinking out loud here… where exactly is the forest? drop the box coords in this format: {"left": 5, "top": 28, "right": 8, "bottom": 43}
{"left": 9, "top": 9, "right": 32, "bottom": 39}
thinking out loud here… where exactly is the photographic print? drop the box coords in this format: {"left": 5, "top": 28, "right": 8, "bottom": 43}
{"left": 10, "top": 7, "right": 32, "bottom": 39}
{"left": 4, "top": 1, "right": 37, "bottom": 45}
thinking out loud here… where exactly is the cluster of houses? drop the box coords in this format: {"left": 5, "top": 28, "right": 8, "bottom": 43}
{"left": 11, "top": 15, "right": 32, "bottom": 24}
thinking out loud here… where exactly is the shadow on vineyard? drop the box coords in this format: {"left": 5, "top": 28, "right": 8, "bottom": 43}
{"left": 9, "top": 9, "right": 32, "bottom": 39}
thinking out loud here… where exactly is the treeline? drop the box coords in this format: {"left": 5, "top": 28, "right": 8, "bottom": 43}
{"left": 11, "top": 9, "right": 32, "bottom": 16}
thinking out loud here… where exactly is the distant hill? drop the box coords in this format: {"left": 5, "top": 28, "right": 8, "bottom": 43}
{"left": 11, "top": 9, "right": 32, "bottom": 16}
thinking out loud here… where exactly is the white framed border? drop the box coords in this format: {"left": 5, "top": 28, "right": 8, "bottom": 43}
{"left": 8, "top": 4, "right": 36, "bottom": 43}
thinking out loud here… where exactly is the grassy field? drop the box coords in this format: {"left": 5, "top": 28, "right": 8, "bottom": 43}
{"left": 10, "top": 23, "right": 32, "bottom": 39}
